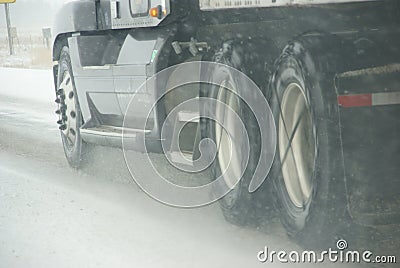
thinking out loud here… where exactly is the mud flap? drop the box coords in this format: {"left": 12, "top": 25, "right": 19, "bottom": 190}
{"left": 335, "top": 64, "right": 400, "bottom": 225}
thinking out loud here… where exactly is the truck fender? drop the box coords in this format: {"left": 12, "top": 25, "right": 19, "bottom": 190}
{"left": 52, "top": 0, "right": 97, "bottom": 50}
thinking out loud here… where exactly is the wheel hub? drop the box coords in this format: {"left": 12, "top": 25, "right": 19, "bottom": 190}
{"left": 56, "top": 71, "right": 77, "bottom": 147}
{"left": 278, "top": 83, "right": 316, "bottom": 208}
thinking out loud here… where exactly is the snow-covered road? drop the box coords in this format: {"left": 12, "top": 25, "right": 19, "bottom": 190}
{"left": 0, "top": 68, "right": 296, "bottom": 268}
{"left": 0, "top": 68, "right": 395, "bottom": 267}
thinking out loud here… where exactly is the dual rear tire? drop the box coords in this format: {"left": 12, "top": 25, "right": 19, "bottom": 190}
{"left": 270, "top": 35, "right": 348, "bottom": 246}
{"left": 202, "top": 41, "right": 269, "bottom": 226}
{"left": 206, "top": 35, "right": 348, "bottom": 247}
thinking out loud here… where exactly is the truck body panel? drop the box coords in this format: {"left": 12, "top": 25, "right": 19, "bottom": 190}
{"left": 199, "top": 0, "right": 378, "bottom": 10}
{"left": 52, "top": 0, "right": 97, "bottom": 44}
{"left": 109, "top": 0, "right": 170, "bottom": 29}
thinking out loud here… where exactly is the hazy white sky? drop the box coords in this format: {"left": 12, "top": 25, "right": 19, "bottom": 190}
{"left": 0, "top": 0, "right": 66, "bottom": 34}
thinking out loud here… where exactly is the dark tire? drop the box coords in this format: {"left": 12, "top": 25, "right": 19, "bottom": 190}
{"left": 56, "top": 46, "right": 87, "bottom": 168}
{"left": 202, "top": 40, "right": 271, "bottom": 226}
{"left": 269, "top": 34, "right": 349, "bottom": 247}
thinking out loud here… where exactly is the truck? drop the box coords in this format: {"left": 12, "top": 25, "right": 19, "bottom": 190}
{"left": 52, "top": 0, "right": 400, "bottom": 247}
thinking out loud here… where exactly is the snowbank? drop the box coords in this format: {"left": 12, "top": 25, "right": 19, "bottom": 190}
{"left": 0, "top": 67, "right": 54, "bottom": 104}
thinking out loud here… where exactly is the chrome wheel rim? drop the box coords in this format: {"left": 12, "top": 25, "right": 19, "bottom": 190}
{"left": 58, "top": 71, "right": 77, "bottom": 148}
{"left": 278, "top": 83, "right": 316, "bottom": 208}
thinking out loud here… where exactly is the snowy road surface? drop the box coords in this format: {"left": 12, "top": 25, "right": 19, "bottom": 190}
{"left": 0, "top": 68, "right": 396, "bottom": 267}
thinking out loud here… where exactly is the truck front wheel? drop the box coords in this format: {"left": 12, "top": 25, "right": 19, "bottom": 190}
{"left": 56, "top": 46, "right": 87, "bottom": 168}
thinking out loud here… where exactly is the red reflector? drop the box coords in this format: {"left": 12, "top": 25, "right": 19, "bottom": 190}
{"left": 337, "top": 94, "right": 372, "bottom": 108}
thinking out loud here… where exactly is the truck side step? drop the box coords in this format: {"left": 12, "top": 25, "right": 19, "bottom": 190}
{"left": 178, "top": 111, "right": 200, "bottom": 123}
{"left": 80, "top": 125, "right": 150, "bottom": 138}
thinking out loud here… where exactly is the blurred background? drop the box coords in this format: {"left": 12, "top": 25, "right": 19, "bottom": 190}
{"left": 0, "top": 0, "right": 64, "bottom": 69}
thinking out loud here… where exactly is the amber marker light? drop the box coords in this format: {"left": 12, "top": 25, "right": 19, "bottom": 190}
{"left": 150, "top": 5, "right": 163, "bottom": 19}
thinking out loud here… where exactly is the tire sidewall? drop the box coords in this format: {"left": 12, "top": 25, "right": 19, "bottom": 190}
{"left": 207, "top": 65, "right": 249, "bottom": 210}
{"left": 202, "top": 59, "right": 262, "bottom": 225}
{"left": 270, "top": 38, "right": 346, "bottom": 242}
{"left": 57, "top": 46, "right": 84, "bottom": 168}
